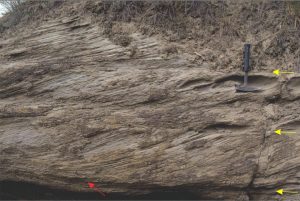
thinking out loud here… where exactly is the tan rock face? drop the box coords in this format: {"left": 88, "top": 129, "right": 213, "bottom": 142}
{"left": 0, "top": 5, "right": 300, "bottom": 200}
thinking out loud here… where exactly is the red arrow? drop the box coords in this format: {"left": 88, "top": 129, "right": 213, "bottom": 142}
{"left": 87, "top": 182, "right": 106, "bottom": 197}
{"left": 88, "top": 182, "right": 95, "bottom": 189}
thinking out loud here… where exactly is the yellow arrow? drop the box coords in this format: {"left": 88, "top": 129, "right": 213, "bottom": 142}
{"left": 274, "top": 129, "right": 297, "bottom": 136}
{"left": 276, "top": 189, "right": 299, "bottom": 195}
{"left": 273, "top": 69, "right": 294, "bottom": 76}
{"left": 277, "top": 189, "right": 284, "bottom": 195}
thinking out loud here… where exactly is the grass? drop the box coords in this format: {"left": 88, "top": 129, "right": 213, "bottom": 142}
{"left": 287, "top": 1, "right": 300, "bottom": 27}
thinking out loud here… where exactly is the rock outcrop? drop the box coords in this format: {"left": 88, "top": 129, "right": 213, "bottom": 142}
{"left": 0, "top": 1, "right": 300, "bottom": 200}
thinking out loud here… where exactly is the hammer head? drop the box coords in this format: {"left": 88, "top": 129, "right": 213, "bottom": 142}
{"left": 235, "top": 84, "right": 261, "bottom": 93}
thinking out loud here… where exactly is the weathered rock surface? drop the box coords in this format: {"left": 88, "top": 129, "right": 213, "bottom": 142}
{"left": 0, "top": 2, "right": 300, "bottom": 200}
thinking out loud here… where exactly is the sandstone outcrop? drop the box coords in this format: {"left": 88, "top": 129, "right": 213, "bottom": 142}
{"left": 0, "top": 1, "right": 299, "bottom": 200}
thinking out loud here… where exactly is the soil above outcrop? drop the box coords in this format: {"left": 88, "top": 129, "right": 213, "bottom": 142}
{"left": 0, "top": 1, "right": 300, "bottom": 200}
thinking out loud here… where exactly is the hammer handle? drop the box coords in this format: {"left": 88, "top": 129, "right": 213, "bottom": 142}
{"left": 243, "top": 44, "right": 251, "bottom": 72}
